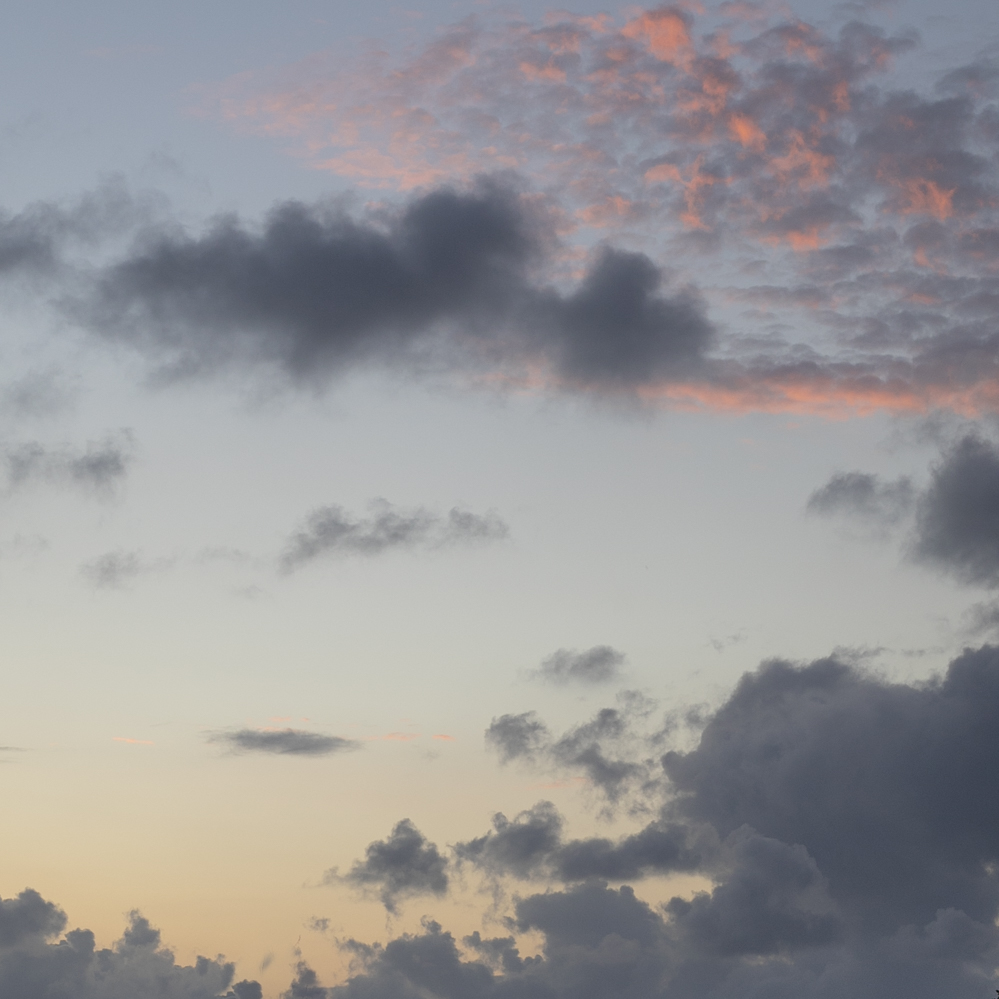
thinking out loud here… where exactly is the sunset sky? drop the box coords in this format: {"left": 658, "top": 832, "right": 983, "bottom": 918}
{"left": 3, "top": 1, "right": 999, "bottom": 997}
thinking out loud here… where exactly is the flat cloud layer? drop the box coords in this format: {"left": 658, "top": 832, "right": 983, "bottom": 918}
{"left": 209, "top": 728, "right": 360, "bottom": 756}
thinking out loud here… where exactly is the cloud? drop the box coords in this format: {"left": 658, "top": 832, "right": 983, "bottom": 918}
{"left": 533, "top": 645, "right": 625, "bottom": 685}
{"left": 2, "top": 431, "right": 134, "bottom": 495}
{"left": 80, "top": 550, "right": 172, "bottom": 589}
{"left": 484, "top": 712, "right": 551, "bottom": 764}
{"left": 289, "top": 647, "right": 999, "bottom": 998}
{"left": 455, "top": 800, "right": 707, "bottom": 883}
{"left": 327, "top": 819, "right": 449, "bottom": 914}
{"left": 76, "top": 181, "right": 715, "bottom": 395}
{"left": 0, "top": 898, "right": 259, "bottom": 999}
{"left": 209, "top": 728, "right": 360, "bottom": 756}
{"left": 279, "top": 499, "right": 508, "bottom": 571}
{"left": 810, "top": 432, "right": 999, "bottom": 587}
{"left": 912, "top": 434, "right": 999, "bottom": 586}
{"left": 807, "top": 470, "right": 915, "bottom": 527}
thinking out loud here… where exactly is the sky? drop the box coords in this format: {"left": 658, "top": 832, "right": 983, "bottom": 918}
{"left": 2, "top": 0, "right": 999, "bottom": 996}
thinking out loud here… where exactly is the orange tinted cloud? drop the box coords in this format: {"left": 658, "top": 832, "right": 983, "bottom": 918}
{"left": 621, "top": 7, "right": 694, "bottom": 67}
{"left": 896, "top": 179, "right": 956, "bottom": 220}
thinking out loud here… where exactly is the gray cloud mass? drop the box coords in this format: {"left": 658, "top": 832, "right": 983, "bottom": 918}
{"left": 316, "top": 646, "right": 999, "bottom": 998}
{"left": 0, "top": 898, "right": 259, "bottom": 999}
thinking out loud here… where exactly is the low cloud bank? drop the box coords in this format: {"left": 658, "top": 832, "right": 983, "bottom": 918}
{"left": 315, "top": 646, "right": 999, "bottom": 999}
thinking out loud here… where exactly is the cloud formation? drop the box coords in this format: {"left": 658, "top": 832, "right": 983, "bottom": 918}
{"left": 0, "top": 894, "right": 259, "bottom": 999}
{"left": 807, "top": 470, "right": 915, "bottom": 526}
{"left": 193, "top": 7, "right": 999, "bottom": 416}
{"left": 2, "top": 432, "right": 133, "bottom": 495}
{"left": 327, "top": 819, "right": 449, "bottom": 914}
{"left": 532, "top": 645, "right": 625, "bottom": 685}
{"left": 305, "top": 647, "right": 999, "bottom": 998}
{"left": 486, "top": 695, "right": 663, "bottom": 806}
{"left": 280, "top": 499, "right": 508, "bottom": 571}
{"left": 80, "top": 549, "right": 171, "bottom": 589}
{"left": 913, "top": 434, "right": 999, "bottom": 586}
{"left": 210, "top": 728, "right": 360, "bottom": 756}
{"left": 810, "top": 432, "right": 999, "bottom": 587}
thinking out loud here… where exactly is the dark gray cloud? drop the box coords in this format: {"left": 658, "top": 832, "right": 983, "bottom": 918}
{"left": 328, "top": 819, "right": 449, "bottom": 914}
{"left": 912, "top": 434, "right": 999, "bottom": 585}
{"left": 313, "top": 647, "right": 999, "bottom": 999}
{"left": 484, "top": 712, "right": 551, "bottom": 764}
{"left": 533, "top": 645, "right": 625, "bottom": 685}
{"left": 455, "top": 801, "right": 707, "bottom": 883}
{"left": 75, "top": 181, "right": 714, "bottom": 393}
{"left": 812, "top": 433, "right": 999, "bottom": 587}
{"left": 210, "top": 728, "right": 360, "bottom": 757}
{"left": 280, "top": 501, "right": 508, "bottom": 571}
{"left": 0, "top": 899, "right": 258, "bottom": 999}
{"left": 3, "top": 431, "right": 133, "bottom": 495}
{"left": 486, "top": 698, "right": 660, "bottom": 806}
{"left": 807, "top": 470, "right": 915, "bottom": 526}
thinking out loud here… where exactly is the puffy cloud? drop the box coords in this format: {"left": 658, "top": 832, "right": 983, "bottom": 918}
{"left": 76, "top": 182, "right": 714, "bottom": 394}
{"left": 455, "top": 801, "right": 707, "bottom": 883}
{"left": 912, "top": 434, "right": 999, "bottom": 586}
{"left": 810, "top": 432, "right": 999, "bottom": 587}
{"left": 280, "top": 500, "right": 508, "bottom": 571}
{"left": 209, "top": 728, "right": 360, "bottom": 756}
{"left": 0, "top": 900, "right": 259, "bottom": 999}
{"left": 533, "top": 645, "right": 625, "bottom": 685}
{"left": 299, "top": 648, "right": 999, "bottom": 998}
{"left": 327, "top": 819, "right": 449, "bottom": 914}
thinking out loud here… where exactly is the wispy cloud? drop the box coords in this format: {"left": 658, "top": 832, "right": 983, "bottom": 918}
{"left": 279, "top": 498, "right": 508, "bottom": 571}
{"left": 209, "top": 728, "right": 360, "bottom": 756}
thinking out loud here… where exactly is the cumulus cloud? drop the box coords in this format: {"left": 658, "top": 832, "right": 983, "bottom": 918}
{"left": 533, "top": 645, "right": 625, "bottom": 685}
{"left": 209, "top": 728, "right": 360, "bottom": 756}
{"left": 326, "top": 819, "right": 449, "bottom": 914}
{"left": 72, "top": 181, "right": 714, "bottom": 395}
{"left": 0, "top": 895, "right": 259, "bottom": 999}
{"left": 280, "top": 499, "right": 508, "bottom": 571}
{"left": 810, "top": 433, "right": 999, "bottom": 588}
{"left": 296, "top": 647, "right": 999, "bottom": 998}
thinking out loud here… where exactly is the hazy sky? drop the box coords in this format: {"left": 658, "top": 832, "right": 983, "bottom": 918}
{"left": 2, "top": 2, "right": 999, "bottom": 997}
